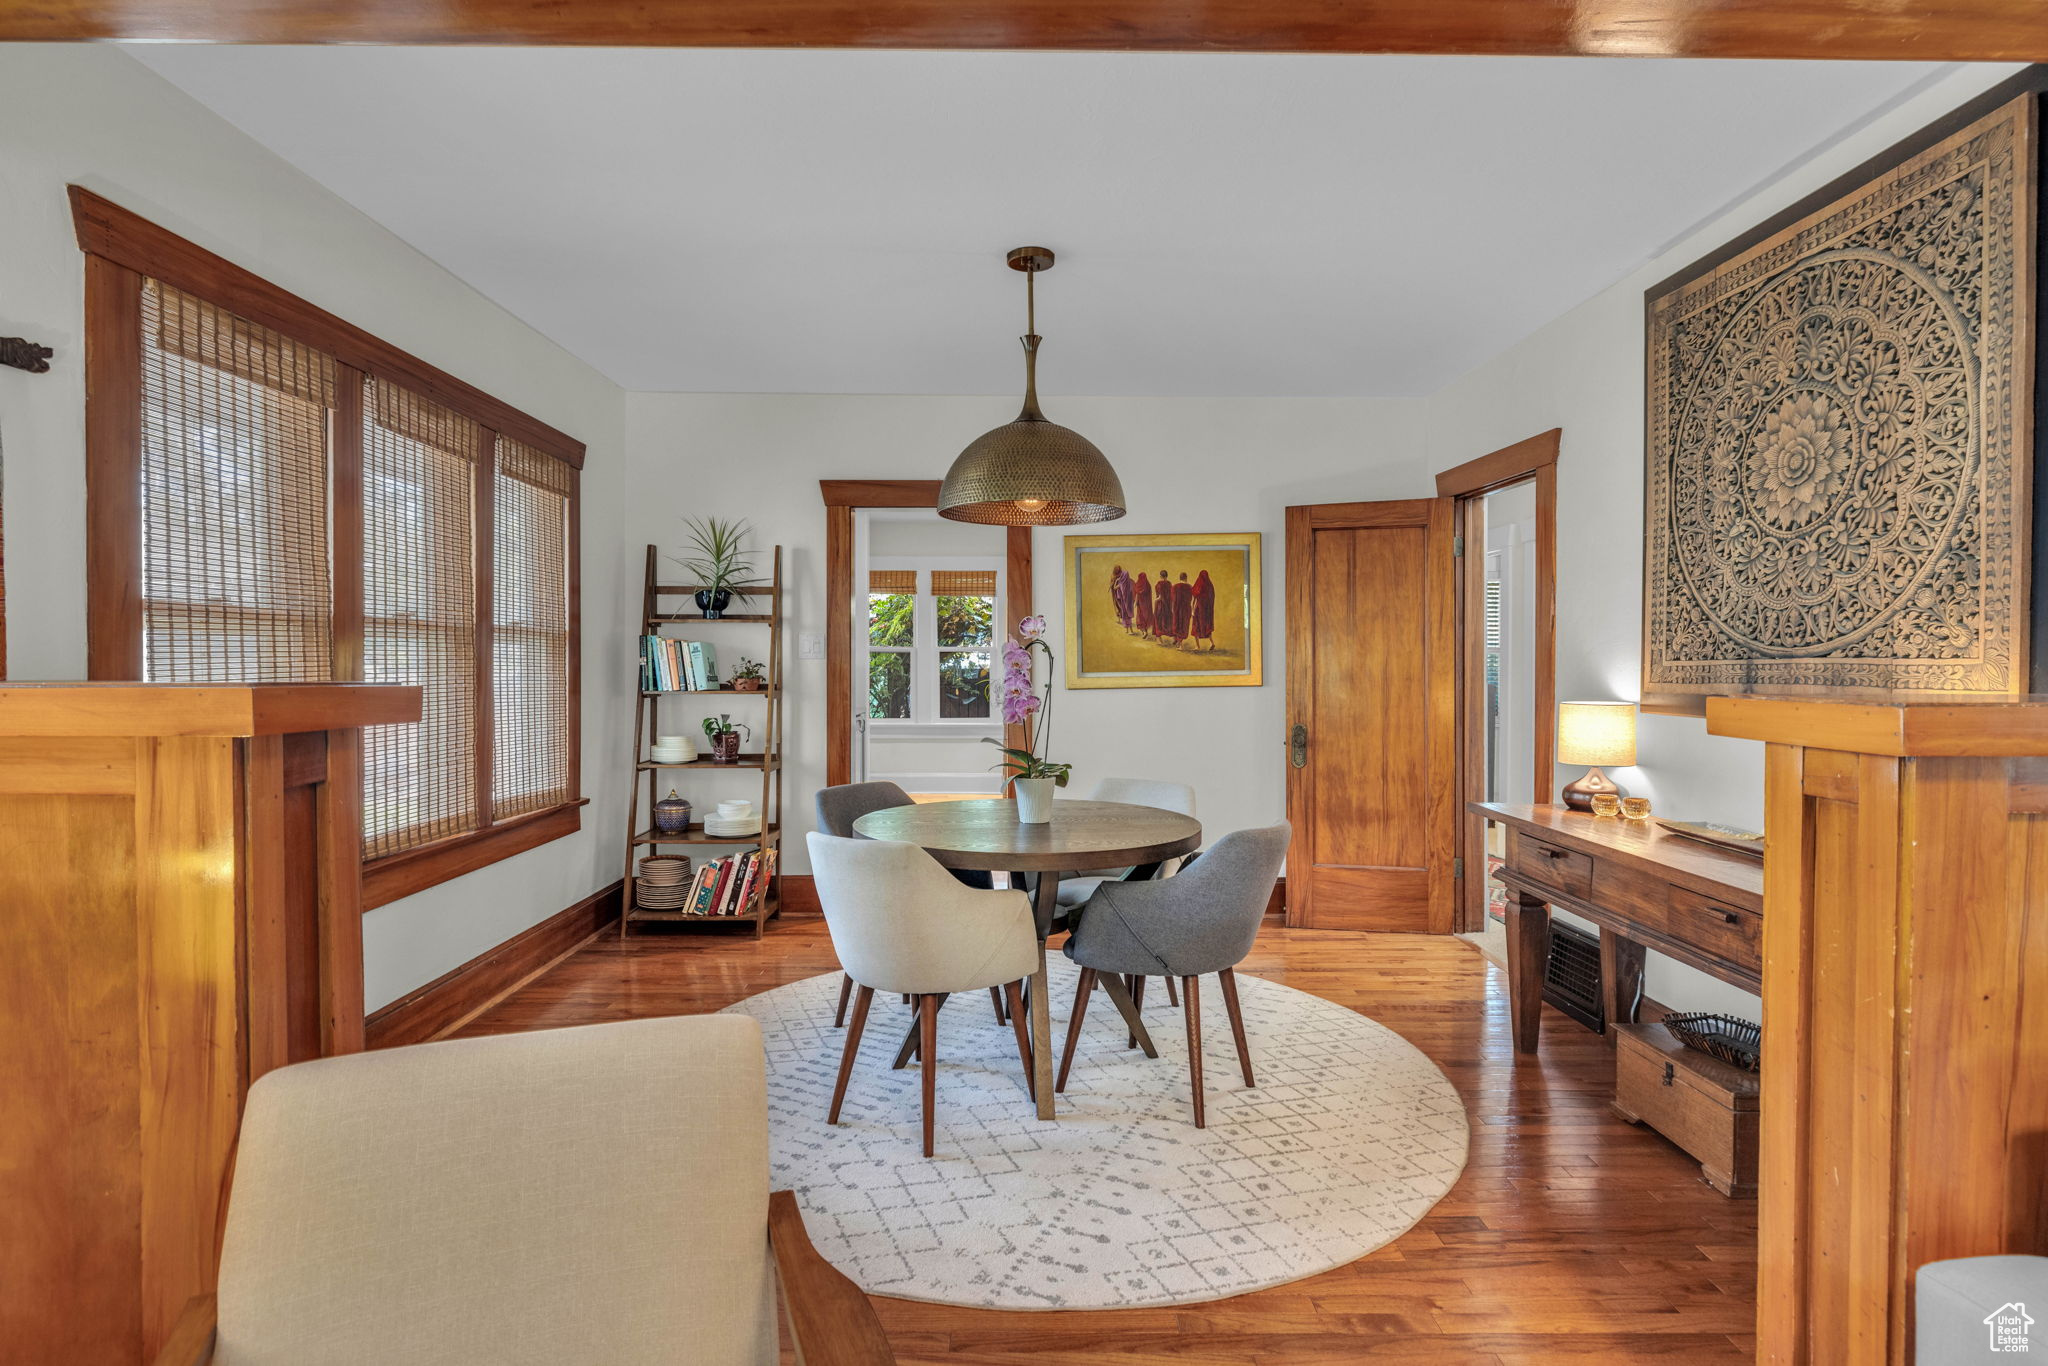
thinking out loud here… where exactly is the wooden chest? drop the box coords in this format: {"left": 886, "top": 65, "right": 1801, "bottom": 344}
{"left": 1610, "top": 1023, "right": 1760, "bottom": 1197}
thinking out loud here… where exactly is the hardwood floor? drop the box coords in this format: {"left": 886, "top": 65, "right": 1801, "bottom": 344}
{"left": 462, "top": 919, "right": 1757, "bottom": 1363}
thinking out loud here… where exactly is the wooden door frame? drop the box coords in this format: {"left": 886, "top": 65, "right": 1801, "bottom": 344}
{"left": 821, "top": 479, "right": 1033, "bottom": 788}
{"left": 1434, "top": 428, "right": 1560, "bottom": 933}
{"left": 1283, "top": 496, "right": 1458, "bottom": 933}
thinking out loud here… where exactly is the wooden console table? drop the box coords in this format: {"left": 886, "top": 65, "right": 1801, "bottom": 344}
{"left": 1471, "top": 802, "right": 1764, "bottom": 1052}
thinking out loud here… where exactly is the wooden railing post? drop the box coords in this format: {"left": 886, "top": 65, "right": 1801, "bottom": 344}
{"left": 1708, "top": 696, "right": 2048, "bottom": 1365}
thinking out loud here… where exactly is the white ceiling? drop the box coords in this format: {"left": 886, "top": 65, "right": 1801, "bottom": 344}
{"left": 126, "top": 47, "right": 1953, "bottom": 398}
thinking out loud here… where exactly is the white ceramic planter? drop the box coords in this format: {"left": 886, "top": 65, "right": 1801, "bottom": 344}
{"left": 1013, "top": 777, "right": 1056, "bottom": 824}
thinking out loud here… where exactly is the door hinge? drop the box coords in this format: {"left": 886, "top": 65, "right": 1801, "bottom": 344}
{"left": 1452, "top": 535, "right": 1465, "bottom": 557}
{"left": 1454, "top": 857, "right": 1464, "bottom": 878}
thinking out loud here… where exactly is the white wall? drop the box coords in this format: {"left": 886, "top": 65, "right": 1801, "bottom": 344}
{"left": 624, "top": 392, "right": 1430, "bottom": 860}
{"left": 7, "top": 47, "right": 2022, "bottom": 1023}
{"left": 0, "top": 46, "right": 631, "bottom": 1012}
{"left": 1420, "top": 60, "right": 2023, "bottom": 1016}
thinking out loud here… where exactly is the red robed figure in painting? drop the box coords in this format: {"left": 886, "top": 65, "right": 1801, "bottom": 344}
{"left": 1133, "top": 571, "right": 1152, "bottom": 635}
{"left": 1110, "top": 564, "right": 1133, "bottom": 631}
{"left": 1190, "top": 569, "right": 1215, "bottom": 650}
{"left": 1153, "top": 572, "right": 1174, "bottom": 641}
{"left": 1171, "top": 573, "right": 1194, "bottom": 645}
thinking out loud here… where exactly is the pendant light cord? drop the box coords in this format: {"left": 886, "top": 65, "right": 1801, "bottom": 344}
{"left": 1018, "top": 262, "right": 1043, "bottom": 421}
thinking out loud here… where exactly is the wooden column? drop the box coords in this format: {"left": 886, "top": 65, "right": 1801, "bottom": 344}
{"left": 0, "top": 683, "right": 418, "bottom": 1366}
{"left": 1707, "top": 695, "right": 2048, "bottom": 1366}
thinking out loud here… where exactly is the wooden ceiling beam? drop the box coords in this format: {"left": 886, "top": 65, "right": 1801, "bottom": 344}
{"left": 6, "top": 0, "right": 2047, "bottom": 60}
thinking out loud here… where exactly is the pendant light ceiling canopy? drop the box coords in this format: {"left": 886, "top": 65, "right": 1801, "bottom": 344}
{"left": 938, "top": 246, "right": 1126, "bottom": 525}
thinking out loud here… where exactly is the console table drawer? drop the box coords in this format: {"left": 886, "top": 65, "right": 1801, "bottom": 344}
{"left": 1660, "top": 885, "right": 1762, "bottom": 973}
{"left": 1510, "top": 831, "right": 1592, "bottom": 901}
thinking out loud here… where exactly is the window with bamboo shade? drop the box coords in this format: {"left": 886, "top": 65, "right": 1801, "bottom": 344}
{"left": 77, "top": 189, "right": 584, "bottom": 908}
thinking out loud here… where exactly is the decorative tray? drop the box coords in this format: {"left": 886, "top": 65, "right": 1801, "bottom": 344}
{"left": 1662, "top": 1012, "right": 1762, "bottom": 1072}
{"left": 1655, "top": 819, "right": 1764, "bottom": 859}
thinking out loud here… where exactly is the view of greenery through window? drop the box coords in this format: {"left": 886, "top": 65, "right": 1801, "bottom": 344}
{"left": 867, "top": 589, "right": 994, "bottom": 720}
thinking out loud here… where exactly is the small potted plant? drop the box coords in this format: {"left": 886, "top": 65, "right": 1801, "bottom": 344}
{"left": 673, "top": 516, "right": 755, "bottom": 619}
{"left": 728, "top": 657, "right": 767, "bottom": 692}
{"left": 702, "top": 713, "right": 751, "bottom": 764}
{"left": 983, "top": 615, "right": 1070, "bottom": 823}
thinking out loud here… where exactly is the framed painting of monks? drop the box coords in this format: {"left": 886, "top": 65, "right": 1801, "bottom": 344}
{"left": 1643, "top": 92, "right": 2034, "bottom": 715}
{"left": 1062, "top": 532, "right": 1262, "bottom": 689}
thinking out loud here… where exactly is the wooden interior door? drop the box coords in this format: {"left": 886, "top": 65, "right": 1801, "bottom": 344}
{"left": 1284, "top": 498, "right": 1457, "bottom": 932}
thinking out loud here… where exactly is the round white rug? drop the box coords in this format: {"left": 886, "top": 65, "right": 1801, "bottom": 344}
{"left": 721, "top": 957, "right": 1468, "bottom": 1309}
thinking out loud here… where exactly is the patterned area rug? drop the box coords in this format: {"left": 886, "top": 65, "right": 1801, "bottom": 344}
{"left": 720, "top": 959, "right": 1468, "bottom": 1309}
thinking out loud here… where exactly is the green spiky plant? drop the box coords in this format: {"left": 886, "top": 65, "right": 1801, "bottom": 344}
{"left": 673, "top": 517, "right": 757, "bottom": 607}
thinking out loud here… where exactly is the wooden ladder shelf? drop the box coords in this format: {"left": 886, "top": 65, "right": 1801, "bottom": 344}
{"left": 622, "top": 543, "right": 785, "bottom": 937}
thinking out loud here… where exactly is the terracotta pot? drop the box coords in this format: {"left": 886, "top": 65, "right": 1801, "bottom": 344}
{"left": 731, "top": 677, "right": 765, "bottom": 692}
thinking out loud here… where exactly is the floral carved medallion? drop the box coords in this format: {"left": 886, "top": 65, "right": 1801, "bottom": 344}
{"left": 1644, "top": 96, "right": 2033, "bottom": 713}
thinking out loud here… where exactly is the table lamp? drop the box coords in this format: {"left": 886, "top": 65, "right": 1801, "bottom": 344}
{"left": 1557, "top": 701, "right": 1636, "bottom": 811}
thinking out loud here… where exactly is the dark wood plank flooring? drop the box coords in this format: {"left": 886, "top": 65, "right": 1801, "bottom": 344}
{"left": 461, "top": 920, "right": 1757, "bottom": 1363}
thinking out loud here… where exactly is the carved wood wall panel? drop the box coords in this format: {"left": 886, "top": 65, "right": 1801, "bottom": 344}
{"left": 1643, "top": 94, "right": 2035, "bottom": 715}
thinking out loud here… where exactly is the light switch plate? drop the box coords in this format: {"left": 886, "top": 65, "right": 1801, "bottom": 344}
{"left": 798, "top": 631, "right": 825, "bottom": 660}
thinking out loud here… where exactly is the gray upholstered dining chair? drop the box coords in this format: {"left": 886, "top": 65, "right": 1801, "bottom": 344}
{"left": 814, "top": 781, "right": 1001, "bottom": 1028}
{"left": 807, "top": 832, "right": 1038, "bottom": 1157}
{"left": 1054, "top": 776, "right": 1199, "bottom": 1015}
{"left": 1057, "top": 821, "right": 1290, "bottom": 1127}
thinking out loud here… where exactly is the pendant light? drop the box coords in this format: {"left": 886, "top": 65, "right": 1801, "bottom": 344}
{"left": 938, "top": 246, "right": 1126, "bottom": 525}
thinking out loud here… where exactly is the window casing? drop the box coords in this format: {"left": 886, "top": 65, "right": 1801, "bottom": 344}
{"left": 78, "top": 188, "right": 583, "bottom": 909}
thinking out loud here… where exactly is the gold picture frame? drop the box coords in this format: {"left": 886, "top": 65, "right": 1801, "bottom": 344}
{"left": 1062, "top": 532, "right": 1262, "bottom": 689}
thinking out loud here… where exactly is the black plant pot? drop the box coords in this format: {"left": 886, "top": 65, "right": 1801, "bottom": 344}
{"left": 695, "top": 588, "right": 732, "bottom": 619}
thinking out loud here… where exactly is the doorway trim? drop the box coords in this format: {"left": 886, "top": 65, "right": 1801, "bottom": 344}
{"left": 1434, "top": 429, "right": 1559, "bottom": 934}
{"left": 821, "top": 479, "right": 1034, "bottom": 788}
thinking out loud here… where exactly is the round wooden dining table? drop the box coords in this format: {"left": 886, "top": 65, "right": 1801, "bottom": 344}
{"left": 851, "top": 797, "right": 1202, "bottom": 1119}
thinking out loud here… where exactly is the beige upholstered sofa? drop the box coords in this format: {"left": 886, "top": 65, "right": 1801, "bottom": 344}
{"left": 153, "top": 1014, "right": 890, "bottom": 1366}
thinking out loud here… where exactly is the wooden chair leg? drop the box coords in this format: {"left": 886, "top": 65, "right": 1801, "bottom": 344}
{"left": 989, "top": 985, "right": 1008, "bottom": 1024}
{"left": 834, "top": 974, "right": 854, "bottom": 1028}
{"left": 828, "top": 985, "right": 874, "bottom": 1125}
{"left": 1126, "top": 974, "right": 1147, "bottom": 1049}
{"left": 1165, "top": 976, "right": 1179, "bottom": 1007}
{"left": 1004, "top": 979, "right": 1033, "bottom": 1098}
{"left": 1183, "top": 975, "right": 1205, "bottom": 1128}
{"left": 918, "top": 994, "right": 939, "bottom": 1158}
{"left": 1218, "top": 966, "right": 1254, "bottom": 1087}
{"left": 1056, "top": 967, "right": 1097, "bottom": 1093}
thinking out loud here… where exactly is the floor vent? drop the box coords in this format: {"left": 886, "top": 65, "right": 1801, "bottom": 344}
{"left": 1542, "top": 920, "right": 1604, "bottom": 1033}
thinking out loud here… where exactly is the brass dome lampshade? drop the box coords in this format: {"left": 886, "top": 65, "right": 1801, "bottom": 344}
{"left": 938, "top": 247, "right": 1126, "bottom": 525}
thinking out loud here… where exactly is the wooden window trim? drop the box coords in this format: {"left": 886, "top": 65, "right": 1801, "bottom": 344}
{"left": 78, "top": 188, "right": 585, "bottom": 908}
{"left": 820, "top": 480, "right": 1034, "bottom": 786}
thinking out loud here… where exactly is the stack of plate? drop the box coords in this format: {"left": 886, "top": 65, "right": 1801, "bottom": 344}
{"left": 635, "top": 854, "right": 695, "bottom": 910}
{"left": 704, "top": 799, "right": 761, "bottom": 839}
{"left": 650, "top": 734, "right": 697, "bottom": 765}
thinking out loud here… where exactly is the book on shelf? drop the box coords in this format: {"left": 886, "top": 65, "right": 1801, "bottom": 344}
{"left": 665, "top": 848, "right": 776, "bottom": 917}
{"left": 640, "top": 635, "right": 708, "bottom": 693}
{"left": 686, "top": 641, "right": 718, "bottom": 692}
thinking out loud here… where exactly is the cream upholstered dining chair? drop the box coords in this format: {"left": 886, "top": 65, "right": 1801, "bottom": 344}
{"left": 1054, "top": 776, "right": 1197, "bottom": 908}
{"left": 814, "top": 781, "right": 1005, "bottom": 1028}
{"left": 151, "top": 1015, "right": 891, "bottom": 1366}
{"left": 808, "top": 832, "right": 1039, "bottom": 1157}
{"left": 1059, "top": 822, "right": 1291, "bottom": 1127}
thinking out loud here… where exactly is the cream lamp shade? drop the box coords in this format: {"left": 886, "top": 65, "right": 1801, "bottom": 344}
{"left": 1557, "top": 701, "right": 1637, "bottom": 767}
{"left": 1557, "top": 701, "right": 1637, "bottom": 811}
